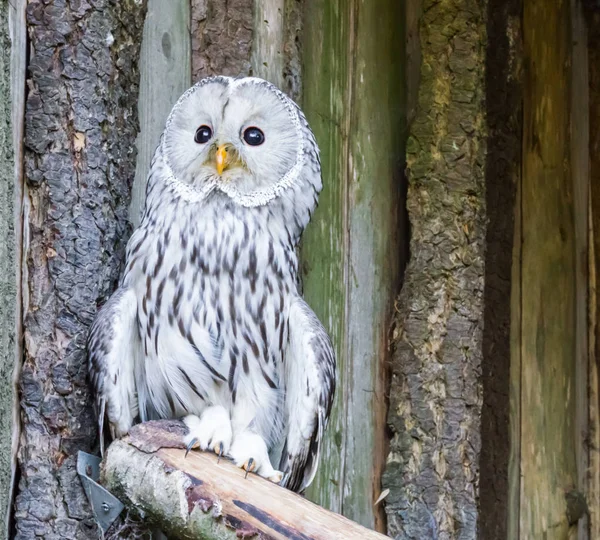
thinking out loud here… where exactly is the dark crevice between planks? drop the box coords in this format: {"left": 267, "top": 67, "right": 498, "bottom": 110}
{"left": 479, "top": 0, "right": 522, "bottom": 538}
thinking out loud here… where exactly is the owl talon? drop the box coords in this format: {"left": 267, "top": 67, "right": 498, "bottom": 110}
{"left": 185, "top": 437, "right": 199, "bottom": 457}
{"left": 214, "top": 441, "right": 224, "bottom": 463}
{"left": 243, "top": 457, "right": 255, "bottom": 478}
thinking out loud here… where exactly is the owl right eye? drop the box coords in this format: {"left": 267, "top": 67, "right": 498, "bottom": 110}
{"left": 194, "top": 125, "right": 212, "bottom": 144}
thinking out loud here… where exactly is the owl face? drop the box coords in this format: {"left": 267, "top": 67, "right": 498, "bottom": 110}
{"left": 163, "top": 77, "right": 303, "bottom": 196}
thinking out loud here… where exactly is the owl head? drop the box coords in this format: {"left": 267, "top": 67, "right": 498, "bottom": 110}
{"left": 160, "top": 77, "right": 317, "bottom": 207}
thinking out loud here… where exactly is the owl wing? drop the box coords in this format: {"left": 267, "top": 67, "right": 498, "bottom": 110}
{"left": 88, "top": 287, "right": 140, "bottom": 454}
{"left": 279, "top": 297, "right": 336, "bottom": 492}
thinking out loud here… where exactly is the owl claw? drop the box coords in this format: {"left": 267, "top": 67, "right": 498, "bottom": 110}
{"left": 185, "top": 437, "right": 199, "bottom": 457}
{"left": 214, "top": 441, "right": 224, "bottom": 463}
{"left": 243, "top": 457, "right": 255, "bottom": 478}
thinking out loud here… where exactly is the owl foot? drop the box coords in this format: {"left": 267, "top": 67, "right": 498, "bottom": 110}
{"left": 183, "top": 406, "right": 233, "bottom": 457}
{"left": 230, "top": 431, "right": 283, "bottom": 484}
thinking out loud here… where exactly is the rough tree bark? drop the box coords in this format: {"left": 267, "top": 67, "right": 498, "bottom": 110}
{"left": 14, "top": 1, "right": 146, "bottom": 538}
{"left": 190, "top": 0, "right": 301, "bottom": 99}
{"left": 382, "top": 0, "right": 487, "bottom": 538}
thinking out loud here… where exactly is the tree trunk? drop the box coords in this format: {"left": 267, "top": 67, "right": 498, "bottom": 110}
{"left": 383, "top": 0, "right": 487, "bottom": 538}
{"left": 14, "top": 1, "right": 146, "bottom": 538}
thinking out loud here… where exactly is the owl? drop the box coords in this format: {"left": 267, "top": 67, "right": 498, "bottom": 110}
{"left": 88, "top": 76, "right": 336, "bottom": 491}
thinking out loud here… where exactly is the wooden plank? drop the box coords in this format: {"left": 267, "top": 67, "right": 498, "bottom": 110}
{"left": 301, "top": 0, "right": 404, "bottom": 530}
{"left": 103, "top": 421, "right": 389, "bottom": 540}
{"left": 301, "top": 0, "right": 351, "bottom": 519}
{"left": 130, "top": 0, "right": 191, "bottom": 226}
{"left": 588, "top": 7, "right": 600, "bottom": 539}
{"left": 589, "top": 191, "right": 599, "bottom": 540}
{"left": 520, "top": 0, "right": 578, "bottom": 536}
{"left": 508, "top": 171, "right": 522, "bottom": 540}
{"left": 251, "top": 0, "right": 285, "bottom": 88}
{"left": 344, "top": 0, "right": 404, "bottom": 531}
{"left": 1, "top": 1, "right": 26, "bottom": 536}
{"left": 571, "top": 2, "right": 590, "bottom": 539}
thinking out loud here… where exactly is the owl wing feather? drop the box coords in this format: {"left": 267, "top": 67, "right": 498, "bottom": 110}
{"left": 88, "top": 287, "right": 140, "bottom": 454}
{"left": 279, "top": 297, "right": 336, "bottom": 492}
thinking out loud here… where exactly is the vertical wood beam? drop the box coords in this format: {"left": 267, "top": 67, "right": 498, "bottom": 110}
{"left": 571, "top": 2, "right": 590, "bottom": 539}
{"left": 130, "top": 0, "right": 191, "bottom": 226}
{"left": 588, "top": 5, "right": 600, "bottom": 539}
{"left": 301, "top": 0, "right": 350, "bottom": 518}
{"left": 302, "top": 0, "right": 405, "bottom": 530}
{"left": 519, "top": 0, "right": 579, "bottom": 536}
{"left": 0, "top": 1, "right": 25, "bottom": 536}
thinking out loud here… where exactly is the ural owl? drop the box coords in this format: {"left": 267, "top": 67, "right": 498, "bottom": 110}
{"left": 88, "top": 76, "right": 336, "bottom": 491}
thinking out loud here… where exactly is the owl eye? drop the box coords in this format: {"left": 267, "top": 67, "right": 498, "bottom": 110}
{"left": 243, "top": 127, "right": 265, "bottom": 146}
{"left": 194, "top": 125, "right": 212, "bottom": 144}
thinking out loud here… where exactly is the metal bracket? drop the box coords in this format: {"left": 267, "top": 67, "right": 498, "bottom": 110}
{"left": 77, "top": 451, "right": 124, "bottom": 532}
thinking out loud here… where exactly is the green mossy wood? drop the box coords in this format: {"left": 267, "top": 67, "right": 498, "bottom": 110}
{"left": 301, "top": 0, "right": 405, "bottom": 531}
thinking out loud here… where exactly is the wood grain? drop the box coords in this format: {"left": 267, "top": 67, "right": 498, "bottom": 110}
{"left": 571, "top": 2, "right": 590, "bottom": 539}
{"left": 588, "top": 7, "right": 600, "bottom": 540}
{"left": 0, "top": 1, "right": 25, "bottom": 536}
{"left": 520, "top": 0, "right": 578, "bottom": 536}
{"left": 301, "top": 0, "right": 405, "bottom": 530}
{"left": 102, "top": 422, "right": 389, "bottom": 540}
{"left": 130, "top": 0, "right": 191, "bottom": 226}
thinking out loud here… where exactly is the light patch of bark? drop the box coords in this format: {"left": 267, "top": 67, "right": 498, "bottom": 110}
{"left": 383, "top": 0, "right": 487, "bottom": 538}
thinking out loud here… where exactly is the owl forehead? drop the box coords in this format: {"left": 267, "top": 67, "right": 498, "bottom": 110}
{"left": 177, "top": 79, "right": 288, "bottom": 131}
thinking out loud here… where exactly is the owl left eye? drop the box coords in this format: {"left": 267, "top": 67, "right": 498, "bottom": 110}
{"left": 243, "top": 127, "right": 265, "bottom": 146}
{"left": 194, "top": 125, "right": 212, "bottom": 144}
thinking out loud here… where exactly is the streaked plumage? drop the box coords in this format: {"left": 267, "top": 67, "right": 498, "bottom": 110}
{"left": 88, "top": 76, "right": 335, "bottom": 491}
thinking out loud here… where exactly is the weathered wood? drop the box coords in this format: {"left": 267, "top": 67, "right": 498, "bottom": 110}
{"left": 571, "top": 2, "right": 590, "bottom": 539}
{"left": 588, "top": 6, "right": 600, "bottom": 539}
{"left": 130, "top": 0, "right": 191, "bottom": 226}
{"left": 295, "top": 0, "right": 351, "bottom": 519}
{"left": 519, "top": 0, "right": 578, "bottom": 536}
{"left": 0, "top": 1, "right": 24, "bottom": 536}
{"left": 252, "top": 0, "right": 285, "bottom": 88}
{"left": 301, "top": 0, "right": 405, "bottom": 530}
{"left": 383, "top": 0, "right": 487, "bottom": 537}
{"left": 14, "top": 1, "right": 147, "bottom": 538}
{"left": 102, "top": 421, "right": 389, "bottom": 540}
{"left": 508, "top": 154, "right": 522, "bottom": 540}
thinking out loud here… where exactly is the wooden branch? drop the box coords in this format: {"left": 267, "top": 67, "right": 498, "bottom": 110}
{"left": 102, "top": 421, "right": 389, "bottom": 540}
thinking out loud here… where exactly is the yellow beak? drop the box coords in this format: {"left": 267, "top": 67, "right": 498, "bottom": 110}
{"left": 216, "top": 145, "right": 227, "bottom": 175}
